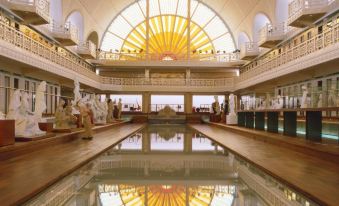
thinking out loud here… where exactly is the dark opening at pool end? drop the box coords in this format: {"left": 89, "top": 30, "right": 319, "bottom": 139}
{"left": 24, "top": 124, "right": 339, "bottom": 206}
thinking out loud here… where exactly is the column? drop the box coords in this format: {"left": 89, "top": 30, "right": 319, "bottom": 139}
{"left": 184, "top": 93, "right": 192, "bottom": 113}
{"left": 184, "top": 131, "right": 192, "bottom": 153}
{"left": 142, "top": 92, "right": 151, "bottom": 113}
{"left": 142, "top": 130, "right": 150, "bottom": 153}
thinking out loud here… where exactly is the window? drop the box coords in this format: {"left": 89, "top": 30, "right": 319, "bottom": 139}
{"left": 150, "top": 95, "right": 184, "bottom": 112}
{"left": 101, "top": 0, "right": 235, "bottom": 61}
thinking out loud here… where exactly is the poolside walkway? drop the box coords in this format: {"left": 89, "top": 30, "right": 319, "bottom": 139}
{"left": 189, "top": 124, "right": 339, "bottom": 206}
{"left": 0, "top": 123, "right": 146, "bottom": 205}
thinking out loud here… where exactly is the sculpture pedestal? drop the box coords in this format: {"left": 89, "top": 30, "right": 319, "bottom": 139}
{"left": 0, "top": 120, "right": 15, "bottom": 146}
{"left": 38, "top": 122, "right": 54, "bottom": 132}
{"left": 15, "top": 133, "right": 56, "bottom": 142}
{"left": 210, "top": 114, "right": 221, "bottom": 122}
{"left": 226, "top": 113, "right": 237, "bottom": 125}
{"left": 53, "top": 128, "right": 72, "bottom": 133}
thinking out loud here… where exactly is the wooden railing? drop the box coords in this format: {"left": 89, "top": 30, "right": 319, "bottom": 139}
{"left": 240, "top": 23, "right": 339, "bottom": 81}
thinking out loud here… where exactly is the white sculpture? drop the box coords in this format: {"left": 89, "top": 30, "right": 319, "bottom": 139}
{"left": 7, "top": 86, "right": 46, "bottom": 137}
{"left": 226, "top": 94, "right": 237, "bottom": 125}
{"left": 0, "top": 111, "right": 5, "bottom": 119}
{"left": 118, "top": 98, "right": 122, "bottom": 119}
{"left": 275, "top": 95, "right": 284, "bottom": 109}
{"left": 300, "top": 86, "right": 309, "bottom": 108}
{"left": 317, "top": 93, "right": 323, "bottom": 108}
{"left": 87, "top": 94, "right": 108, "bottom": 124}
{"left": 211, "top": 96, "right": 221, "bottom": 115}
{"left": 328, "top": 85, "right": 337, "bottom": 107}
{"left": 73, "top": 78, "right": 82, "bottom": 104}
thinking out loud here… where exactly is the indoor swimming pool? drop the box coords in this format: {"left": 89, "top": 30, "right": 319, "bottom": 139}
{"left": 25, "top": 125, "right": 318, "bottom": 206}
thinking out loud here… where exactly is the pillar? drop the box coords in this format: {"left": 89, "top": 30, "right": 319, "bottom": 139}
{"left": 184, "top": 93, "right": 192, "bottom": 113}
{"left": 184, "top": 132, "right": 192, "bottom": 153}
{"left": 142, "top": 130, "right": 150, "bottom": 153}
{"left": 142, "top": 92, "right": 151, "bottom": 113}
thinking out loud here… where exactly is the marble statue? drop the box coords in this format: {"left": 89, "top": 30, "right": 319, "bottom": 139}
{"left": 0, "top": 111, "right": 5, "bottom": 119}
{"left": 54, "top": 99, "right": 77, "bottom": 129}
{"left": 73, "top": 78, "right": 82, "bottom": 104}
{"left": 106, "top": 99, "right": 114, "bottom": 123}
{"left": 328, "top": 85, "right": 337, "bottom": 107}
{"left": 275, "top": 95, "right": 284, "bottom": 109}
{"left": 7, "top": 88, "right": 45, "bottom": 137}
{"left": 33, "top": 81, "right": 47, "bottom": 134}
{"left": 76, "top": 102, "right": 93, "bottom": 140}
{"left": 226, "top": 94, "right": 237, "bottom": 125}
{"left": 118, "top": 98, "right": 122, "bottom": 119}
{"left": 211, "top": 96, "right": 221, "bottom": 115}
{"left": 300, "top": 86, "right": 309, "bottom": 108}
{"left": 85, "top": 94, "right": 108, "bottom": 124}
{"left": 317, "top": 93, "right": 323, "bottom": 108}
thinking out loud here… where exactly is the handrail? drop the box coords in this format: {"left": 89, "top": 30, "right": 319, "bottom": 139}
{"left": 0, "top": 20, "right": 98, "bottom": 81}
{"left": 97, "top": 51, "right": 240, "bottom": 62}
{"left": 101, "top": 77, "right": 234, "bottom": 88}
{"left": 77, "top": 40, "right": 96, "bottom": 57}
{"left": 240, "top": 23, "right": 339, "bottom": 82}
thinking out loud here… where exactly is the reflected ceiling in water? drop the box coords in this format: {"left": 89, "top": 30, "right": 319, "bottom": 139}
{"left": 25, "top": 125, "right": 318, "bottom": 206}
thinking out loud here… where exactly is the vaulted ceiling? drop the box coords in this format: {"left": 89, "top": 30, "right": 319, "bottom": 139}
{"left": 61, "top": 0, "right": 277, "bottom": 47}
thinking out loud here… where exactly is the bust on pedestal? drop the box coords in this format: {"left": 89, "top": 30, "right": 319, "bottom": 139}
{"left": 226, "top": 94, "right": 238, "bottom": 125}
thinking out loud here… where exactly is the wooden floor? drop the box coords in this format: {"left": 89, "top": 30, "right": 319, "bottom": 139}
{"left": 189, "top": 124, "right": 339, "bottom": 206}
{"left": 209, "top": 122, "right": 339, "bottom": 163}
{"left": 0, "top": 123, "right": 145, "bottom": 206}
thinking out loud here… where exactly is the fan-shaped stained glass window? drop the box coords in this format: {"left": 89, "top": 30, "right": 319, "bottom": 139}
{"left": 101, "top": 0, "right": 235, "bottom": 61}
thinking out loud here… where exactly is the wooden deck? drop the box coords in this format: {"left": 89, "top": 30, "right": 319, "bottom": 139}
{"left": 189, "top": 124, "right": 339, "bottom": 206}
{"left": 0, "top": 123, "right": 146, "bottom": 206}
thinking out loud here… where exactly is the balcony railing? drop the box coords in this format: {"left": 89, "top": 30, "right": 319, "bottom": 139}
{"left": 0, "top": 20, "right": 97, "bottom": 81}
{"left": 49, "top": 20, "right": 79, "bottom": 46}
{"left": 239, "top": 23, "right": 339, "bottom": 82}
{"left": 97, "top": 51, "right": 240, "bottom": 63}
{"left": 6, "top": 0, "right": 50, "bottom": 25}
{"left": 288, "top": 0, "right": 331, "bottom": 27}
{"left": 101, "top": 77, "right": 234, "bottom": 88}
{"left": 240, "top": 42, "right": 260, "bottom": 60}
{"left": 258, "top": 22, "right": 286, "bottom": 48}
{"left": 77, "top": 40, "right": 96, "bottom": 59}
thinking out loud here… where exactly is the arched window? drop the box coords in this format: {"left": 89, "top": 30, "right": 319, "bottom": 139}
{"left": 101, "top": 0, "right": 235, "bottom": 60}
{"left": 253, "top": 13, "right": 271, "bottom": 42}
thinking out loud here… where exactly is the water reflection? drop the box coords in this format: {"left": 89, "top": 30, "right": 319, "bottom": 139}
{"left": 25, "top": 125, "right": 318, "bottom": 206}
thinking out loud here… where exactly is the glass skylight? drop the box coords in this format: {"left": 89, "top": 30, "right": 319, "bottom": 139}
{"left": 101, "top": 0, "right": 235, "bottom": 60}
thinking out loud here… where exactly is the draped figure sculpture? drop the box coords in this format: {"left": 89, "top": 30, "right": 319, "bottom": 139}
{"left": 226, "top": 93, "right": 238, "bottom": 125}
{"left": 7, "top": 81, "right": 47, "bottom": 137}
{"left": 106, "top": 99, "right": 114, "bottom": 123}
{"left": 211, "top": 96, "right": 220, "bottom": 115}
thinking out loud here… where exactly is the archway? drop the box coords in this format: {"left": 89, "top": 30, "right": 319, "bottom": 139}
{"left": 87, "top": 31, "right": 99, "bottom": 47}
{"left": 237, "top": 32, "right": 250, "bottom": 48}
{"left": 253, "top": 13, "right": 271, "bottom": 42}
{"left": 66, "top": 11, "right": 84, "bottom": 41}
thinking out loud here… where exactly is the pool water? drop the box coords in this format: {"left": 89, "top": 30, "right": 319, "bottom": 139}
{"left": 25, "top": 125, "right": 318, "bottom": 206}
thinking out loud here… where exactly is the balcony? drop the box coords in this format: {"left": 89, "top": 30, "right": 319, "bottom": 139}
{"left": 76, "top": 41, "right": 96, "bottom": 59}
{"left": 92, "top": 52, "right": 244, "bottom": 68}
{"left": 240, "top": 42, "right": 260, "bottom": 61}
{"left": 49, "top": 21, "right": 79, "bottom": 46}
{"left": 6, "top": 0, "right": 50, "bottom": 25}
{"left": 101, "top": 77, "right": 235, "bottom": 92}
{"left": 288, "top": 0, "right": 331, "bottom": 28}
{"left": 238, "top": 23, "right": 339, "bottom": 89}
{"left": 258, "top": 23, "right": 286, "bottom": 48}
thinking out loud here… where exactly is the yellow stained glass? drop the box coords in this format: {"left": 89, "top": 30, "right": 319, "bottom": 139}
{"left": 119, "top": 15, "right": 213, "bottom": 61}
